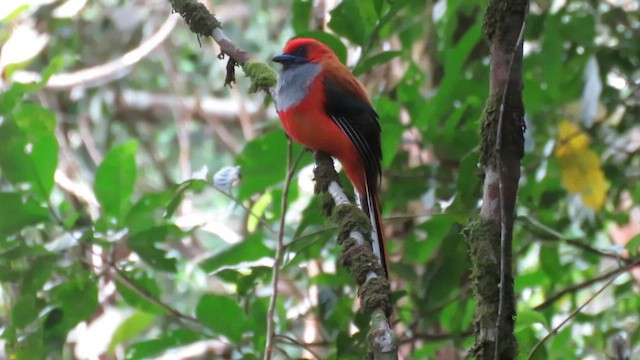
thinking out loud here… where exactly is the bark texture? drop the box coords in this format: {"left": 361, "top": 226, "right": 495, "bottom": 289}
{"left": 465, "top": 0, "right": 527, "bottom": 359}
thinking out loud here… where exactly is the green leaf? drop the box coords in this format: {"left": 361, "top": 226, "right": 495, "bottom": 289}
{"left": 94, "top": 141, "right": 138, "bottom": 224}
{"left": 405, "top": 214, "right": 455, "bottom": 263}
{"left": 45, "top": 275, "right": 99, "bottom": 348}
{"left": 196, "top": 294, "right": 246, "bottom": 343}
{"left": 125, "top": 329, "right": 202, "bottom": 360}
{"left": 540, "top": 245, "right": 563, "bottom": 280}
{"left": 11, "top": 294, "right": 37, "bottom": 329}
{"left": 540, "top": 15, "right": 563, "bottom": 100}
{"left": 236, "top": 131, "right": 288, "bottom": 199}
{"left": 516, "top": 309, "right": 549, "bottom": 333}
{"left": 199, "top": 232, "right": 272, "bottom": 273}
{"left": 0, "top": 192, "right": 49, "bottom": 235}
{"left": 374, "top": 96, "right": 403, "bottom": 167}
{"left": 293, "top": 31, "right": 349, "bottom": 65}
{"left": 126, "top": 190, "right": 175, "bottom": 234}
{"left": 625, "top": 234, "right": 640, "bottom": 256}
{"left": 291, "top": 0, "right": 313, "bottom": 34}
{"left": 0, "top": 105, "right": 58, "bottom": 200}
{"left": 108, "top": 312, "right": 156, "bottom": 353}
{"left": 418, "top": 17, "right": 482, "bottom": 129}
{"left": 116, "top": 269, "right": 168, "bottom": 314}
{"left": 165, "top": 179, "right": 208, "bottom": 219}
{"left": 127, "top": 225, "right": 182, "bottom": 272}
{"left": 328, "top": 0, "right": 377, "bottom": 46}
{"left": 353, "top": 51, "right": 402, "bottom": 76}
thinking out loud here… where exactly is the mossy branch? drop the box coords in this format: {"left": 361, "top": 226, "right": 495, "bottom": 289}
{"left": 313, "top": 151, "right": 397, "bottom": 360}
{"left": 169, "top": 0, "right": 276, "bottom": 92}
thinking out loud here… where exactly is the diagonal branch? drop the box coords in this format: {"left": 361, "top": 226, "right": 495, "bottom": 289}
{"left": 11, "top": 14, "right": 179, "bottom": 90}
{"left": 532, "top": 256, "right": 640, "bottom": 311}
{"left": 169, "top": 0, "right": 276, "bottom": 93}
{"left": 313, "top": 152, "right": 397, "bottom": 359}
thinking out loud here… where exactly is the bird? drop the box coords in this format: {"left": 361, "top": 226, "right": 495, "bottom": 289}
{"left": 272, "top": 38, "right": 388, "bottom": 276}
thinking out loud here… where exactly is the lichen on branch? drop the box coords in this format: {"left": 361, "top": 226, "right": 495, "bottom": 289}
{"left": 169, "top": 0, "right": 276, "bottom": 93}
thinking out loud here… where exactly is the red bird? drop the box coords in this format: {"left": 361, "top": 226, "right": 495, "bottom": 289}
{"left": 272, "top": 38, "right": 388, "bottom": 275}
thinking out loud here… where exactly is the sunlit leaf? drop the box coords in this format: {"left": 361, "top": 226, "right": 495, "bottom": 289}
{"left": 165, "top": 179, "right": 208, "bottom": 219}
{"left": 116, "top": 269, "right": 168, "bottom": 314}
{"left": 199, "top": 232, "right": 272, "bottom": 273}
{"left": 0, "top": 104, "right": 58, "bottom": 200}
{"left": 516, "top": 309, "right": 549, "bottom": 332}
{"left": 94, "top": 141, "right": 138, "bottom": 224}
{"left": 291, "top": 0, "right": 313, "bottom": 34}
{"left": 236, "top": 131, "right": 288, "bottom": 200}
{"left": 108, "top": 312, "right": 156, "bottom": 353}
{"left": 353, "top": 51, "right": 402, "bottom": 76}
{"left": 0, "top": 192, "right": 49, "bottom": 234}
{"left": 328, "top": 0, "right": 377, "bottom": 46}
{"left": 127, "top": 225, "right": 183, "bottom": 272}
{"left": 196, "top": 294, "right": 246, "bottom": 343}
{"left": 125, "top": 329, "right": 202, "bottom": 360}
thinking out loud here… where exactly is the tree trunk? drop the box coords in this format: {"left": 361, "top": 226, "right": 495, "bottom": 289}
{"left": 465, "top": 1, "right": 527, "bottom": 359}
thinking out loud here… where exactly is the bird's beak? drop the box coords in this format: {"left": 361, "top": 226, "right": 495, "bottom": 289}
{"left": 272, "top": 54, "right": 308, "bottom": 65}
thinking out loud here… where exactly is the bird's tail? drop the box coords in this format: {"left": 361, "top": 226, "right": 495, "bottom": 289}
{"left": 362, "top": 179, "right": 389, "bottom": 276}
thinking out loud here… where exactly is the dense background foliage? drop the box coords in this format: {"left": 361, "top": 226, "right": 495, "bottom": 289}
{"left": 0, "top": 0, "right": 639, "bottom": 359}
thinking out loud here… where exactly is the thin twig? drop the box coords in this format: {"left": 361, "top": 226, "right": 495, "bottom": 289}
{"left": 211, "top": 186, "right": 278, "bottom": 238}
{"left": 518, "top": 216, "right": 625, "bottom": 262}
{"left": 527, "top": 272, "right": 621, "bottom": 359}
{"left": 494, "top": 9, "right": 528, "bottom": 360}
{"left": 265, "top": 141, "right": 303, "bottom": 360}
{"left": 111, "top": 265, "right": 205, "bottom": 329}
{"left": 532, "top": 256, "right": 640, "bottom": 311}
{"left": 275, "top": 334, "right": 322, "bottom": 360}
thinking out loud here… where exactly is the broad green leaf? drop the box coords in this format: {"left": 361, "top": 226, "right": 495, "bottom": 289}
{"left": 248, "top": 297, "right": 269, "bottom": 349}
{"left": 0, "top": 192, "right": 49, "bottom": 234}
{"left": 418, "top": 17, "right": 482, "bottom": 129}
{"left": 196, "top": 294, "right": 246, "bottom": 343}
{"left": 247, "top": 192, "right": 272, "bottom": 232}
{"left": 233, "top": 267, "right": 272, "bottom": 297}
{"left": 328, "top": 0, "right": 377, "bottom": 46}
{"left": 516, "top": 309, "right": 549, "bottom": 333}
{"left": 127, "top": 225, "right": 182, "bottom": 272}
{"left": 540, "top": 15, "right": 563, "bottom": 100}
{"left": 374, "top": 96, "right": 403, "bottom": 167}
{"left": 236, "top": 131, "right": 288, "bottom": 199}
{"left": 108, "top": 312, "right": 156, "bottom": 353}
{"left": 199, "top": 232, "right": 272, "bottom": 273}
{"left": 353, "top": 51, "right": 402, "bottom": 76}
{"left": 126, "top": 190, "right": 175, "bottom": 234}
{"left": 45, "top": 275, "right": 99, "bottom": 349}
{"left": 539, "top": 245, "right": 563, "bottom": 280}
{"left": 125, "top": 329, "right": 202, "bottom": 360}
{"left": 625, "top": 234, "right": 640, "bottom": 256}
{"left": 293, "top": 31, "right": 349, "bottom": 65}
{"left": 291, "top": 0, "right": 313, "bottom": 34}
{"left": 405, "top": 214, "right": 455, "bottom": 263}
{"left": 94, "top": 141, "right": 138, "bottom": 224}
{"left": 0, "top": 105, "right": 58, "bottom": 200}
{"left": 116, "top": 269, "right": 167, "bottom": 314}
{"left": 11, "top": 294, "right": 37, "bottom": 329}
{"left": 164, "top": 179, "right": 208, "bottom": 219}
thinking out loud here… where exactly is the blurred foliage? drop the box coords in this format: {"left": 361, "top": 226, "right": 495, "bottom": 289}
{"left": 0, "top": 0, "right": 639, "bottom": 359}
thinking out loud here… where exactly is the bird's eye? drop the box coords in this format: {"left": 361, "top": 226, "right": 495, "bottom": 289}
{"left": 291, "top": 45, "right": 308, "bottom": 58}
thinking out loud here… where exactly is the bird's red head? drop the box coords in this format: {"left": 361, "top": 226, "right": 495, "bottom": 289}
{"left": 272, "top": 38, "right": 338, "bottom": 65}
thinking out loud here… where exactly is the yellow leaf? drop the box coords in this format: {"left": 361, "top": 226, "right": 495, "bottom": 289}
{"left": 555, "top": 120, "right": 589, "bottom": 157}
{"left": 556, "top": 128, "right": 607, "bottom": 211}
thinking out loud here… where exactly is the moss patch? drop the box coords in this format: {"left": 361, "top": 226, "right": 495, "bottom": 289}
{"left": 242, "top": 59, "right": 277, "bottom": 93}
